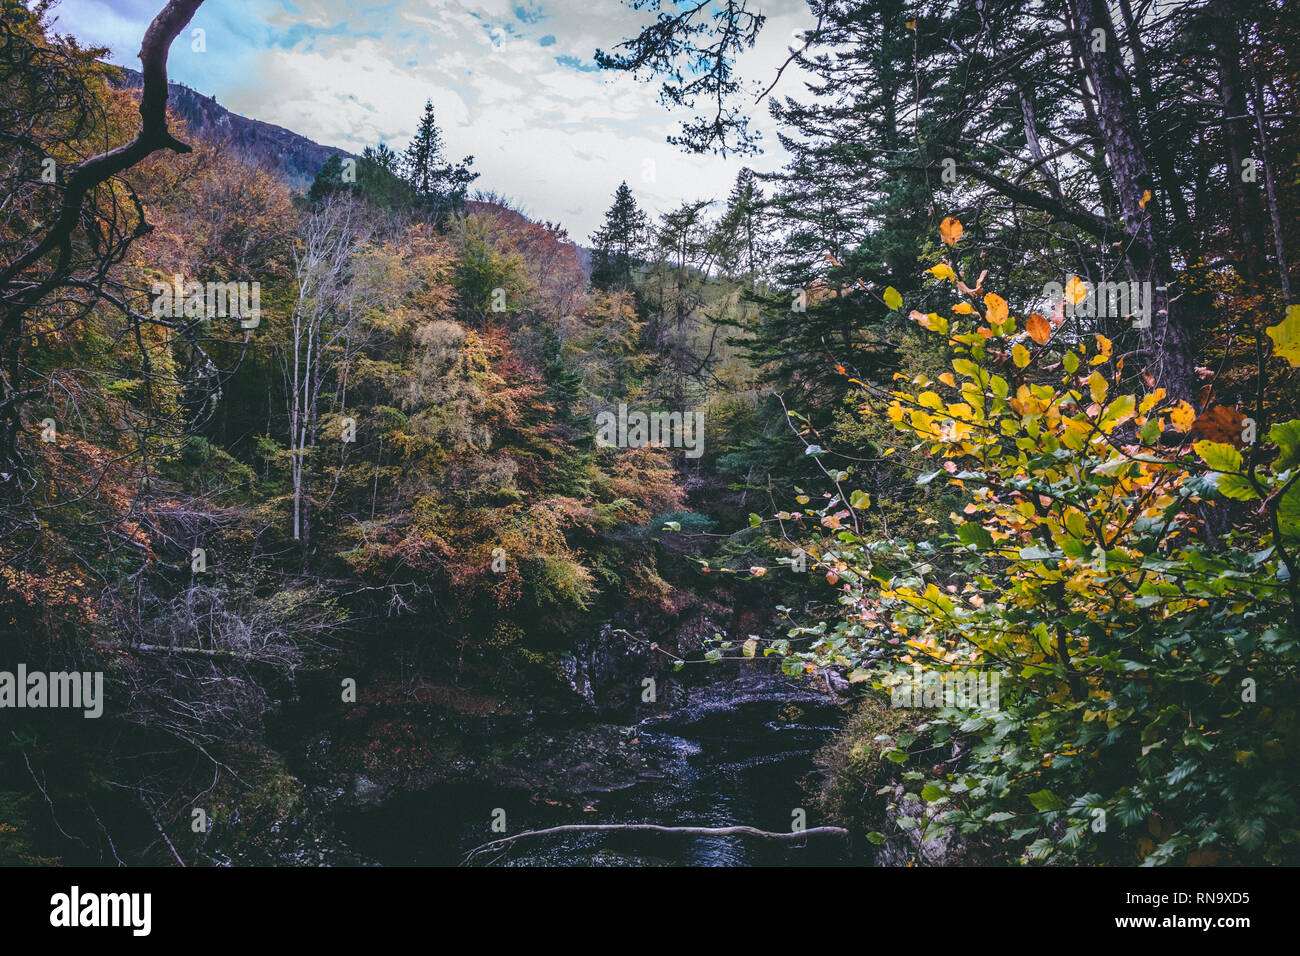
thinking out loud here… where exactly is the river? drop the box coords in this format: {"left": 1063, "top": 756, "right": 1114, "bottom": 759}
{"left": 327, "top": 664, "right": 862, "bottom": 866}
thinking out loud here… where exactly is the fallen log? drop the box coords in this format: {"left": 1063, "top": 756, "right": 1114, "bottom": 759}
{"left": 462, "top": 823, "right": 849, "bottom": 864}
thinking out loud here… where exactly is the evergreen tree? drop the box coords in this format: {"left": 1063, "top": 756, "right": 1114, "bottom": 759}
{"left": 307, "top": 153, "right": 346, "bottom": 203}
{"left": 403, "top": 100, "right": 479, "bottom": 220}
{"left": 712, "top": 167, "right": 767, "bottom": 280}
{"left": 354, "top": 144, "right": 414, "bottom": 209}
{"left": 404, "top": 100, "right": 443, "bottom": 197}
{"left": 589, "top": 182, "right": 651, "bottom": 289}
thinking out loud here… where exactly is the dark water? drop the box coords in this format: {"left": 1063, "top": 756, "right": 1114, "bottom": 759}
{"left": 336, "top": 668, "right": 862, "bottom": 866}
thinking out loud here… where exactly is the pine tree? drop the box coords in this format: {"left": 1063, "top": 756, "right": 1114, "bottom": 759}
{"left": 355, "top": 144, "right": 414, "bottom": 209}
{"left": 402, "top": 100, "right": 478, "bottom": 220}
{"left": 308, "top": 153, "right": 346, "bottom": 203}
{"left": 712, "top": 167, "right": 767, "bottom": 280}
{"left": 404, "top": 100, "right": 443, "bottom": 197}
{"left": 589, "top": 182, "right": 651, "bottom": 289}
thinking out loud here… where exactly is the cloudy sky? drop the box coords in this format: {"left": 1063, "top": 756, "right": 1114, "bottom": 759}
{"left": 52, "top": 0, "right": 818, "bottom": 239}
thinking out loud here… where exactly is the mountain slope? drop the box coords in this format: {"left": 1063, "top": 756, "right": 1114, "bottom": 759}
{"left": 108, "top": 65, "right": 353, "bottom": 189}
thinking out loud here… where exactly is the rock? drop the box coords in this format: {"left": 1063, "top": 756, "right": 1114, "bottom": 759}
{"left": 351, "top": 774, "right": 388, "bottom": 807}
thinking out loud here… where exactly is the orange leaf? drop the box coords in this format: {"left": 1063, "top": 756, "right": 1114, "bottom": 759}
{"left": 1192, "top": 405, "right": 1246, "bottom": 446}
{"left": 983, "top": 292, "right": 1008, "bottom": 324}
{"left": 1065, "top": 275, "right": 1088, "bottom": 306}
{"left": 940, "top": 216, "right": 963, "bottom": 246}
{"left": 1026, "top": 313, "right": 1051, "bottom": 345}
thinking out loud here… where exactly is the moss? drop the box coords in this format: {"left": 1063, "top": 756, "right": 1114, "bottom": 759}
{"left": 813, "top": 694, "right": 922, "bottom": 833}
{"left": 0, "top": 790, "right": 58, "bottom": 866}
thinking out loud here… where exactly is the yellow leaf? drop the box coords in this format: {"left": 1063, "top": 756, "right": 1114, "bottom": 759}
{"left": 984, "top": 292, "right": 1008, "bottom": 324}
{"left": 940, "top": 216, "right": 963, "bottom": 246}
{"left": 927, "top": 263, "right": 956, "bottom": 282}
{"left": 1012, "top": 344, "right": 1030, "bottom": 367}
{"left": 1138, "top": 387, "right": 1166, "bottom": 415}
{"left": 939, "top": 372, "right": 956, "bottom": 387}
{"left": 1061, "top": 417, "right": 1090, "bottom": 449}
{"left": 1139, "top": 189, "right": 1151, "bottom": 209}
{"left": 952, "top": 302, "right": 976, "bottom": 314}
{"left": 1094, "top": 333, "right": 1113, "bottom": 358}
{"left": 1170, "top": 401, "right": 1196, "bottom": 432}
{"left": 1087, "top": 370, "right": 1108, "bottom": 403}
{"left": 1065, "top": 275, "right": 1088, "bottom": 305}
{"left": 910, "top": 311, "right": 947, "bottom": 333}
{"left": 1266, "top": 304, "right": 1300, "bottom": 367}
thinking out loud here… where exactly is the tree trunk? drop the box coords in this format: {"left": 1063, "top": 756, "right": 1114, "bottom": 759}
{"left": 1067, "top": 0, "right": 1197, "bottom": 404}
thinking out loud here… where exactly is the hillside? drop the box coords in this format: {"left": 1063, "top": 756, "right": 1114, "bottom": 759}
{"left": 107, "top": 65, "right": 355, "bottom": 188}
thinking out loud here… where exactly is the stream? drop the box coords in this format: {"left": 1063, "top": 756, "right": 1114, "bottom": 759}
{"left": 329, "top": 665, "right": 863, "bottom": 866}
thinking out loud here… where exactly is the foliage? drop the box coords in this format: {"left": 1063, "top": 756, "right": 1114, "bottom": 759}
{"left": 763, "top": 236, "right": 1300, "bottom": 864}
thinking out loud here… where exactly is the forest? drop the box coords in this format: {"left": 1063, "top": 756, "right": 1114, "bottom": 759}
{"left": 0, "top": 0, "right": 1298, "bottom": 870}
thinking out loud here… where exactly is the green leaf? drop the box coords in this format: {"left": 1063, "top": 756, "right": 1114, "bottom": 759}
{"left": 1279, "top": 484, "right": 1300, "bottom": 542}
{"left": 1270, "top": 420, "right": 1300, "bottom": 470}
{"left": 1194, "top": 440, "right": 1243, "bottom": 474}
{"left": 883, "top": 286, "right": 903, "bottom": 311}
{"left": 850, "top": 489, "right": 871, "bottom": 510}
{"left": 920, "top": 783, "right": 947, "bottom": 803}
{"left": 957, "top": 522, "right": 994, "bottom": 550}
{"left": 748, "top": 513, "right": 761, "bottom": 528}
{"left": 1019, "top": 545, "right": 1056, "bottom": 560}
{"left": 1099, "top": 394, "right": 1135, "bottom": 427}
{"left": 1028, "top": 789, "right": 1066, "bottom": 812}
{"left": 1033, "top": 622, "right": 1052, "bottom": 655}
{"left": 865, "top": 831, "right": 886, "bottom": 845}
{"left": 1218, "top": 474, "right": 1259, "bottom": 500}
{"left": 742, "top": 637, "right": 758, "bottom": 658}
